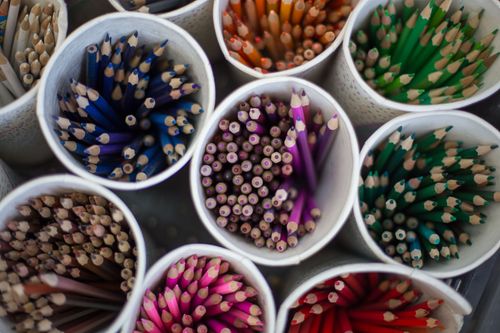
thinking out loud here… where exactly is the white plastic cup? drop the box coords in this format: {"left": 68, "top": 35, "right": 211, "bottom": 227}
{"left": 276, "top": 253, "right": 472, "bottom": 333}
{"left": 0, "top": 0, "right": 68, "bottom": 165}
{"left": 0, "top": 174, "right": 147, "bottom": 333}
{"left": 37, "top": 12, "right": 216, "bottom": 191}
{"left": 190, "top": 76, "right": 360, "bottom": 266}
{"left": 213, "top": 0, "right": 360, "bottom": 84}
{"left": 324, "top": 0, "right": 500, "bottom": 126}
{"left": 121, "top": 243, "right": 276, "bottom": 333}
{"left": 351, "top": 110, "right": 500, "bottom": 278}
{"left": 107, "top": 0, "right": 221, "bottom": 60}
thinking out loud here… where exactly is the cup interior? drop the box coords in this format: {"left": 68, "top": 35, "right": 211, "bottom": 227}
{"left": 354, "top": 111, "right": 500, "bottom": 278}
{"left": 0, "top": 175, "right": 146, "bottom": 333}
{"left": 344, "top": 0, "right": 500, "bottom": 111}
{"left": 37, "top": 13, "right": 215, "bottom": 190}
{"left": 191, "top": 77, "right": 359, "bottom": 266}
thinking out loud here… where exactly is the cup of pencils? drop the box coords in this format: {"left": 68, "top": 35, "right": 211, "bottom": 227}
{"left": 37, "top": 12, "right": 216, "bottom": 191}
{"left": 324, "top": 0, "right": 500, "bottom": 126}
{"left": 121, "top": 243, "right": 276, "bottom": 333}
{"left": 276, "top": 259, "right": 472, "bottom": 333}
{"left": 0, "top": 0, "right": 68, "bottom": 165}
{"left": 352, "top": 110, "right": 500, "bottom": 279}
{"left": 190, "top": 76, "right": 359, "bottom": 266}
{"left": 0, "top": 174, "right": 147, "bottom": 333}
{"left": 107, "top": 0, "right": 220, "bottom": 60}
{"left": 214, "top": 0, "right": 358, "bottom": 83}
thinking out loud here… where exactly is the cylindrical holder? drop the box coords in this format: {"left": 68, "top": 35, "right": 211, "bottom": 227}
{"left": 107, "top": 0, "right": 220, "bottom": 61}
{"left": 324, "top": 0, "right": 500, "bottom": 126}
{"left": 0, "top": 174, "right": 147, "bottom": 333}
{"left": 190, "top": 76, "right": 359, "bottom": 266}
{"left": 275, "top": 253, "right": 472, "bottom": 333}
{"left": 37, "top": 12, "right": 216, "bottom": 191}
{"left": 121, "top": 243, "right": 276, "bottom": 333}
{"left": 351, "top": 110, "right": 500, "bottom": 278}
{"left": 0, "top": 159, "right": 19, "bottom": 199}
{"left": 0, "top": 0, "right": 68, "bottom": 165}
{"left": 213, "top": 0, "right": 360, "bottom": 84}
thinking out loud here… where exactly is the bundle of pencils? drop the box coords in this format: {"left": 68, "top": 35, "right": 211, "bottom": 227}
{"left": 350, "top": 0, "right": 498, "bottom": 105}
{"left": 0, "top": 192, "right": 138, "bottom": 333}
{"left": 222, "top": 0, "right": 353, "bottom": 73}
{"left": 54, "top": 31, "right": 203, "bottom": 182}
{"left": 287, "top": 272, "right": 445, "bottom": 333}
{"left": 201, "top": 90, "right": 339, "bottom": 252}
{"left": 118, "top": 0, "right": 193, "bottom": 13}
{"left": 135, "top": 255, "right": 265, "bottom": 332}
{"left": 359, "top": 125, "right": 499, "bottom": 268}
{"left": 0, "top": 1, "right": 60, "bottom": 106}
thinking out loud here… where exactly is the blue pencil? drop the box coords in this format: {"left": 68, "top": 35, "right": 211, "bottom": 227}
{"left": 86, "top": 44, "right": 100, "bottom": 89}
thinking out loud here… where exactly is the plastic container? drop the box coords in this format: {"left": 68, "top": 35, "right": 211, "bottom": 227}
{"left": 324, "top": 0, "right": 500, "bottom": 126}
{"left": 276, "top": 253, "right": 472, "bottom": 333}
{"left": 37, "top": 12, "right": 216, "bottom": 191}
{"left": 121, "top": 243, "right": 276, "bottom": 333}
{"left": 351, "top": 110, "right": 500, "bottom": 278}
{"left": 0, "top": 174, "right": 147, "bottom": 333}
{"left": 0, "top": 0, "right": 68, "bottom": 165}
{"left": 107, "top": 0, "right": 220, "bottom": 60}
{"left": 190, "top": 76, "right": 359, "bottom": 266}
{"left": 213, "top": 0, "right": 360, "bottom": 84}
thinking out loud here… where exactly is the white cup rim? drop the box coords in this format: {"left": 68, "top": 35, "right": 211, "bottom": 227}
{"left": 0, "top": 0, "right": 68, "bottom": 117}
{"left": 342, "top": 0, "right": 500, "bottom": 112}
{"left": 108, "top": 0, "right": 210, "bottom": 19}
{"left": 212, "top": 0, "right": 357, "bottom": 79}
{"left": 36, "top": 11, "right": 216, "bottom": 191}
{"left": 353, "top": 110, "right": 500, "bottom": 279}
{"left": 120, "top": 243, "right": 276, "bottom": 333}
{"left": 276, "top": 262, "right": 473, "bottom": 333}
{"left": 0, "top": 174, "right": 147, "bottom": 333}
{"left": 190, "top": 76, "right": 360, "bottom": 266}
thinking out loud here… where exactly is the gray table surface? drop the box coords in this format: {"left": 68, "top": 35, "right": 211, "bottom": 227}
{"left": 12, "top": 1, "right": 500, "bottom": 332}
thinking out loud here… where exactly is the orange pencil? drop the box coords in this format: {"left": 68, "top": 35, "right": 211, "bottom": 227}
{"left": 242, "top": 40, "right": 263, "bottom": 67}
{"left": 280, "top": 0, "right": 293, "bottom": 23}
{"left": 292, "top": 0, "right": 306, "bottom": 25}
